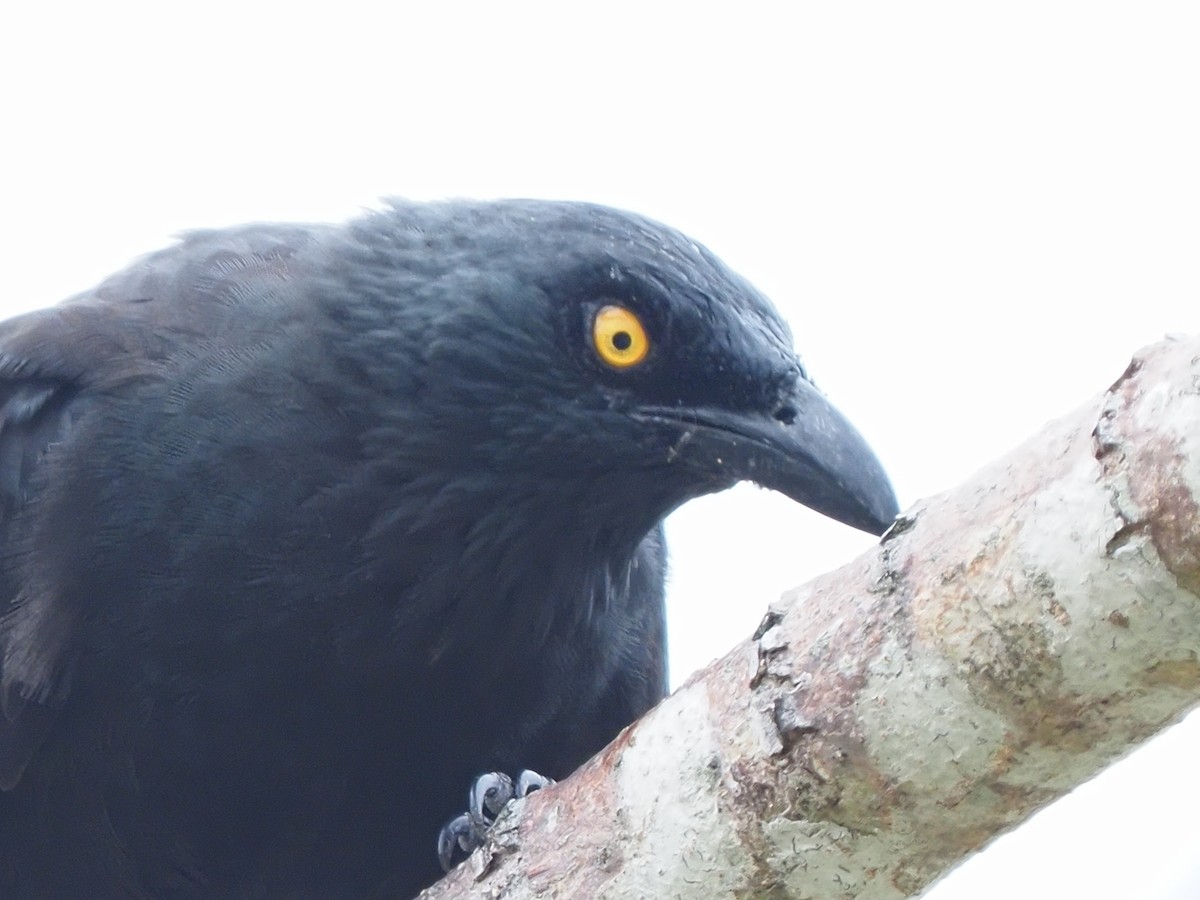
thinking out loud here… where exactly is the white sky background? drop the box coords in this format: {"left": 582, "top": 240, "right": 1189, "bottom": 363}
{"left": 2, "top": 2, "right": 1198, "bottom": 896}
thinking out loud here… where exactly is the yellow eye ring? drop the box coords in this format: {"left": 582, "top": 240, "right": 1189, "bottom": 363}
{"left": 592, "top": 305, "right": 650, "bottom": 369}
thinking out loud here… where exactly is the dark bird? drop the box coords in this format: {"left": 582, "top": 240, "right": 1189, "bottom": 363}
{"left": 0, "top": 200, "right": 897, "bottom": 898}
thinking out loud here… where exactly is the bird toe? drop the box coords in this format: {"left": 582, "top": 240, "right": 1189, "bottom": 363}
{"left": 437, "top": 769, "right": 555, "bottom": 873}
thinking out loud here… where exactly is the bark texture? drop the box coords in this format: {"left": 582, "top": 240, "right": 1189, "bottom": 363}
{"left": 420, "top": 335, "right": 1200, "bottom": 899}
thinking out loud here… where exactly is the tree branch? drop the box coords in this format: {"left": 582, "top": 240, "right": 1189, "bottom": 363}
{"left": 421, "top": 335, "right": 1200, "bottom": 899}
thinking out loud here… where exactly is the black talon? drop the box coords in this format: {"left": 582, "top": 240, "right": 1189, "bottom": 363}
{"left": 468, "top": 771, "right": 514, "bottom": 833}
{"left": 514, "top": 769, "right": 554, "bottom": 797}
{"left": 436, "top": 814, "right": 474, "bottom": 873}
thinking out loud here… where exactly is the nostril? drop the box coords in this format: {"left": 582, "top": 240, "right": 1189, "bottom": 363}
{"left": 773, "top": 404, "right": 797, "bottom": 425}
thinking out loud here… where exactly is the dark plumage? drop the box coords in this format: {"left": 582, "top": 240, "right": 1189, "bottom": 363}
{"left": 0, "top": 200, "right": 897, "bottom": 898}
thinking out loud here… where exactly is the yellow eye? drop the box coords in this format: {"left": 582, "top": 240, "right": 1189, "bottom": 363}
{"left": 592, "top": 305, "right": 650, "bottom": 369}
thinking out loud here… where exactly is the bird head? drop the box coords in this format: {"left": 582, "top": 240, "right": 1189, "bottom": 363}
{"left": 343, "top": 200, "right": 898, "bottom": 545}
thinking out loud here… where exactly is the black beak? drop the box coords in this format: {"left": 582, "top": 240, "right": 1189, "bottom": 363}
{"left": 637, "top": 377, "right": 899, "bottom": 535}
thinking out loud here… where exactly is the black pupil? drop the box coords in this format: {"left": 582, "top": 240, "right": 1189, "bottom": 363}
{"left": 612, "top": 331, "right": 632, "bottom": 351}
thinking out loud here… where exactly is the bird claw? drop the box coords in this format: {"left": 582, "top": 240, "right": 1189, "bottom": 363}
{"left": 514, "top": 769, "right": 554, "bottom": 797}
{"left": 437, "top": 769, "right": 554, "bottom": 872}
{"left": 436, "top": 813, "right": 476, "bottom": 874}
